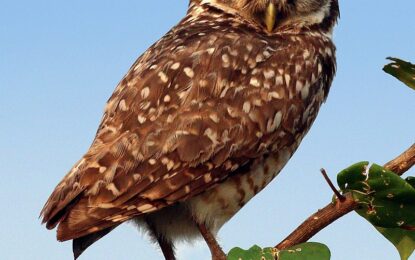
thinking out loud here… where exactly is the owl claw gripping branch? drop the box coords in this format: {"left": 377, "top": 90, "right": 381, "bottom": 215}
{"left": 41, "top": 0, "right": 339, "bottom": 259}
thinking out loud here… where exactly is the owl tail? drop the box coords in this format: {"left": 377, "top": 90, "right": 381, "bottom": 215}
{"left": 73, "top": 225, "right": 118, "bottom": 259}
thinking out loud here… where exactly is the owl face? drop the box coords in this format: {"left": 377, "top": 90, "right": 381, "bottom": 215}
{"left": 207, "top": 0, "right": 339, "bottom": 32}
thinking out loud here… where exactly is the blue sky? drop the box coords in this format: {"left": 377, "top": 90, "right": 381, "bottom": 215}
{"left": 1, "top": 1, "right": 414, "bottom": 259}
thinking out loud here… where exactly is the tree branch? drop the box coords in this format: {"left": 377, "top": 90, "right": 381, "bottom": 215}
{"left": 276, "top": 143, "right": 415, "bottom": 250}
{"left": 275, "top": 193, "right": 357, "bottom": 250}
{"left": 384, "top": 144, "right": 415, "bottom": 176}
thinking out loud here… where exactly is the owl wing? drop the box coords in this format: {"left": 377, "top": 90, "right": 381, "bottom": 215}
{"left": 41, "top": 20, "right": 332, "bottom": 243}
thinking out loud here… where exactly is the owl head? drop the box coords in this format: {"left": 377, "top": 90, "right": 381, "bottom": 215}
{"left": 196, "top": 0, "right": 339, "bottom": 33}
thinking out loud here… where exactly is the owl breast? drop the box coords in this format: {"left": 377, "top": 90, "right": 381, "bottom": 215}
{"left": 128, "top": 11, "right": 336, "bottom": 239}
{"left": 188, "top": 86, "right": 327, "bottom": 234}
{"left": 135, "top": 80, "right": 327, "bottom": 242}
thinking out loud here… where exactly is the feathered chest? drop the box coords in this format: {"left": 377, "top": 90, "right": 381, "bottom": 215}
{"left": 71, "top": 14, "right": 337, "bottom": 229}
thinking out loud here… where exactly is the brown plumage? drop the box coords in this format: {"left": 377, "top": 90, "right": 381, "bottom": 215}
{"left": 41, "top": 0, "right": 339, "bottom": 259}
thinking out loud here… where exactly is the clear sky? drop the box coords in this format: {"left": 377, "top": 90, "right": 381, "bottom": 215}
{"left": 1, "top": 1, "right": 414, "bottom": 260}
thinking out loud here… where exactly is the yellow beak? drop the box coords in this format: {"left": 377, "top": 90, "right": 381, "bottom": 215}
{"left": 265, "top": 2, "right": 277, "bottom": 33}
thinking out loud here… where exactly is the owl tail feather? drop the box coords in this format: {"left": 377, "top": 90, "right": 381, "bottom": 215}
{"left": 73, "top": 225, "right": 118, "bottom": 260}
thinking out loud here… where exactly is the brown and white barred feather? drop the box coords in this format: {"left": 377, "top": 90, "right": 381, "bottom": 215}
{"left": 41, "top": 0, "right": 338, "bottom": 256}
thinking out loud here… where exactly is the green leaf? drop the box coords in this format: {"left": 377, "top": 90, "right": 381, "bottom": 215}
{"left": 227, "top": 243, "right": 330, "bottom": 260}
{"left": 337, "top": 163, "right": 415, "bottom": 259}
{"left": 377, "top": 227, "right": 415, "bottom": 260}
{"left": 338, "top": 163, "right": 415, "bottom": 228}
{"left": 337, "top": 161, "right": 369, "bottom": 191}
{"left": 227, "top": 245, "right": 275, "bottom": 260}
{"left": 277, "top": 242, "right": 331, "bottom": 260}
{"left": 383, "top": 57, "right": 415, "bottom": 90}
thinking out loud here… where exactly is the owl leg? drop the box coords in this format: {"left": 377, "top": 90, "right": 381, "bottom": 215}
{"left": 145, "top": 218, "right": 176, "bottom": 260}
{"left": 196, "top": 222, "right": 226, "bottom": 260}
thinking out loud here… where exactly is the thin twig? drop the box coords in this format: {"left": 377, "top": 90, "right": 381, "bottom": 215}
{"left": 276, "top": 143, "right": 415, "bottom": 250}
{"left": 320, "top": 168, "right": 345, "bottom": 202}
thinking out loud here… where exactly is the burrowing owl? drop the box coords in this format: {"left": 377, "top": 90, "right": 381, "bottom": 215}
{"left": 41, "top": 0, "right": 339, "bottom": 259}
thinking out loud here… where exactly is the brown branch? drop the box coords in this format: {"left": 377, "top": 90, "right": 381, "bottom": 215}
{"left": 384, "top": 144, "right": 415, "bottom": 176}
{"left": 276, "top": 193, "right": 357, "bottom": 250}
{"left": 276, "top": 143, "right": 415, "bottom": 250}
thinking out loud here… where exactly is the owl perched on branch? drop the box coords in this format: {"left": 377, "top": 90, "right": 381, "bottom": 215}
{"left": 41, "top": 0, "right": 339, "bottom": 259}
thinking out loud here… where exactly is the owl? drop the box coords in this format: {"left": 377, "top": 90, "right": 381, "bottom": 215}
{"left": 41, "top": 0, "right": 339, "bottom": 259}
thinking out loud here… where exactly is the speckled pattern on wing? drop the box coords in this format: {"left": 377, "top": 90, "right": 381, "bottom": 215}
{"left": 41, "top": 0, "right": 337, "bottom": 244}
